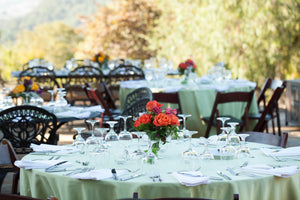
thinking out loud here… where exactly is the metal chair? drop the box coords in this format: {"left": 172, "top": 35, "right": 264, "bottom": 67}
{"left": 19, "top": 66, "right": 60, "bottom": 102}
{"left": 0, "top": 105, "right": 58, "bottom": 154}
{"left": 201, "top": 90, "right": 254, "bottom": 138}
{"left": 107, "top": 64, "right": 145, "bottom": 101}
{"left": 64, "top": 65, "right": 104, "bottom": 105}
{"left": 124, "top": 87, "right": 153, "bottom": 111}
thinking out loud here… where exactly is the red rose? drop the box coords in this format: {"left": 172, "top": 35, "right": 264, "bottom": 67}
{"left": 179, "top": 62, "right": 187, "bottom": 70}
{"left": 134, "top": 114, "right": 152, "bottom": 127}
{"left": 185, "top": 59, "right": 194, "bottom": 67}
{"left": 146, "top": 100, "right": 163, "bottom": 112}
{"left": 153, "top": 113, "right": 171, "bottom": 127}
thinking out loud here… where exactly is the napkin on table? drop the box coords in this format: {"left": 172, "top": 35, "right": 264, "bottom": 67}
{"left": 261, "top": 146, "right": 300, "bottom": 157}
{"left": 172, "top": 171, "right": 210, "bottom": 186}
{"left": 14, "top": 159, "right": 72, "bottom": 170}
{"left": 240, "top": 164, "right": 299, "bottom": 178}
{"left": 70, "top": 169, "right": 128, "bottom": 180}
{"left": 30, "top": 144, "right": 78, "bottom": 154}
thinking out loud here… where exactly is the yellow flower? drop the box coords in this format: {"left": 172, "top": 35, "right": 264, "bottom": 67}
{"left": 20, "top": 76, "right": 31, "bottom": 83}
{"left": 97, "top": 56, "right": 105, "bottom": 63}
{"left": 13, "top": 84, "right": 25, "bottom": 94}
{"left": 31, "top": 82, "right": 39, "bottom": 91}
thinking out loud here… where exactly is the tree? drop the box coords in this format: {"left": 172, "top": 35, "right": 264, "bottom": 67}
{"left": 76, "top": 0, "right": 161, "bottom": 60}
{"left": 13, "top": 21, "right": 82, "bottom": 69}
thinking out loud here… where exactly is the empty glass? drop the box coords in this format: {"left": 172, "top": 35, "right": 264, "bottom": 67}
{"left": 216, "top": 117, "right": 230, "bottom": 144}
{"left": 105, "top": 121, "right": 119, "bottom": 141}
{"left": 182, "top": 130, "right": 198, "bottom": 157}
{"left": 73, "top": 127, "right": 86, "bottom": 154}
{"left": 85, "top": 119, "right": 99, "bottom": 153}
{"left": 178, "top": 114, "right": 192, "bottom": 138}
{"left": 228, "top": 122, "right": 240, "bottom": 146}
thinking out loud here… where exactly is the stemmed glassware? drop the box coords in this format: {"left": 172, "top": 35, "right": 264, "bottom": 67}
{"left": 227, "top": 122, "right": 240, "bottom": 146}
{"left": 131, "top": 131, "right": 146, "bottom": 156}
{"left": 178, "top": 114, "right": 192, "bottom": 138}
{"left": 105, "top": 121, "right": 119, "bottom": 141}
{"left": 220, "top": 127, "right": 236, "bottom": 160}
{"left": 85, "top": 119, "right": 99, "bottom": 153}
{"left": 47, "top": 89, "right": 56, "bottom": 106}
{"left": 237, "top": 134, "right": 251, "bottom": 159}
{"left": 118, "top": 116, "right": 133, "bottom": 163}
{"left": 94, "top": 127, "right": 109, "bottom": 152}
{"left": 73, "top": 127, "right": 86, "bottom": 154}
{"left": 182, "top": 130, "right": 198, "bottom": 157}
{"left": 216, "top": 117, "right": 230, "bottom": 143}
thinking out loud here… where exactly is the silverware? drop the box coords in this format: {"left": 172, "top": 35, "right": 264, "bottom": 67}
{"left": 65, "top": 167, "right": 94, "bottom": 176}
{"left": 216, "top": 171, "right": 232, "bottom": 180}
{"left": 45, "top": 161, "right": 67, "bottom": 172}
{"left": 111, "top": 168, "right": 118, "bottom": 180}
{"left": 226, "top": 167, "right": 239, "bottom": 176}
{"left": 120, "top": 173, "right": 145, "bottom": 181}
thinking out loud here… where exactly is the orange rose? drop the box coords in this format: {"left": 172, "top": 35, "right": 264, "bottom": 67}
{"left": 153, "top": 113, "right": 171, "bottom": 127}
{"left": 170, "top": 114, "right": 180, "bottom": 126}
{"left": 146, "top": 100, "right": 163, "bottom": 112}
{"left": 20, "top": 76, "right": 31, "bottom": 83}
{"left": 134, "top": 114, "right": 152, "bottom": 127}
{"left": 13, "top": 84, "right": 25, "bottom": 94}
{"left": 31, "top": 82, "right": 39, "bottom": 91}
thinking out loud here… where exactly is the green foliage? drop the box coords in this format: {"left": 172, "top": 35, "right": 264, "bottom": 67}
{"left": 151, "top": 0, "right": 300, "bottom": 85}
{"left": 13, "top": 21, "right": 82, "bottom": 69}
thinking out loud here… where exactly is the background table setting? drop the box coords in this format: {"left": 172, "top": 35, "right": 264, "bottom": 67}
{"left": 119, "top": 77, "right": 259, "bottom": 137}
{"left": 17, "top": 134, "right": 300, "bottom": 200}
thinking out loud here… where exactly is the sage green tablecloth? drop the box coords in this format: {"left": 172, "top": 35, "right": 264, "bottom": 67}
{"left": 119, "top": 78, "right": 259, "bottom": 137}
{"left": 20, "top": 141, "right": 300, "bottom": 200}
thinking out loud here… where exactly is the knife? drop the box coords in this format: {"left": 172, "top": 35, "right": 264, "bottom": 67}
{"left": 226, "top": 167, "right": 239, "bottom": 176}
{"left": 217, "top": 171, "right": 232, "bottom": 180}
{"left": 45, "top": 161, "right": 67, "bottom": 172}
{"left": 119, "top": 173, "right": 145, "bottom": 181}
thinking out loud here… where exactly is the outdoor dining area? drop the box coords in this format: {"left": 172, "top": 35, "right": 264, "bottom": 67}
{"left": 0, "top": 56, "right": 299, "bottom": 200}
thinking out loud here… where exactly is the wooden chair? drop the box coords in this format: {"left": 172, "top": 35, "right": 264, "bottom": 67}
{"left": 0, "top": 194, "right": 58, "bottom": 200}
{"left": 0, "top": 139, "right": 19, "bottom": 194}
{"left": 242, "top": 131, "right": 288, "bottom": 148}
{"left": 252, "top": 86, "right": 286, "bottom": 135}
{"left": 107, "top": 64, "right": 145, "bottom": 102}
{"left": 202, "top": 90, "right": 254, "bottom": 138}
{"left": 152, "top": 92, "right": 182, "bottom": 114}
{"left": 250, "top": 78, "right": 286, "bottom": 135}
{"left": 96, "top": 81, "right": 119, "bottom": 110}
{"left": 0, "top": 105, "right": 58, "bottom": 154}
{"left": 124, "top": 87, "right": 153, "bottom": 111}
{"left": 19, "top": 66, "right": 60, "bottom": 102}
{"left": 64, "top": 65, "right": 104, "bottom": 105}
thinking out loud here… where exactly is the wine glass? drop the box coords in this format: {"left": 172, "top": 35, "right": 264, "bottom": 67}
{"left": 105, "top": 121, "right": 119, "bottom": 141}
{"left": 178, "top": 114, "right": 192, "bottom": 138}
{"left": 47, "top": 89, "right": 56, "bottom": 106}
{"left": 227, "top": 122, "right": 240, "bottom": 146}
{"left": 73, "top": 127, "right": 86, "bottom": 154}
{"left": 182, "top": 130, "right": 198, "bottom": 157}
{"left": 118, "top": 116, "right": 133, "bottom": 163}
{"left": 216, "top": 117, "right": 230, "bottom": 144}
{"left": 131, "top": 131, "right": 146, "bottom": 156}
{"left": 237, "top": 134, "right": 251, "bottom": 159}
{"left": 85, "top": 119, "right": 99, "bottom": 153}
{"left": 220, "top": 127, "right": 236, "bottom": 160}
{"left": 94, "top": 127, "right": 109, "bottom": 152}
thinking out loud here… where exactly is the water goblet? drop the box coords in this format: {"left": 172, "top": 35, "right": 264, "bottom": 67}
{"left": 47, "top": 89, "right": 56, "bottom": 106}
{"left": 178, "top": 114, "right": 192, "bottom": 138}
{"left": 131, "top": 131, "right": 146, "bottom": 156}
{"left": 73, "top": 127, "right": 86, "bottom": 154}
{"left": 182, "top": 130, "right": 198, "bottom": 157}
{"left": 85, "top": 119, "right": 99, "bottom": 153}
{"left": 237, "top": 134, "right": 251, "bottom": 160}
{"left": 216, "top": 117, "right": 231, "bottom": 143}
{"left": 105, "top": 121, "right": 119, "bottom": 141}
{"left": 94, "top": 127, "right": 109, "bottom": 152}
{"left": 228, "top": 122, "right": 240, "bottom": 146}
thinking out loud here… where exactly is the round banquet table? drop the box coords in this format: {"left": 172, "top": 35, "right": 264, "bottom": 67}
{"left": 119, "top": 78, "right": 259, "bottom": 137}
{"left": 19, "top": 139, "right": 300, "bottom": 200}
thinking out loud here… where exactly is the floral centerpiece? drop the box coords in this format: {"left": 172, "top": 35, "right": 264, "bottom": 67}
{"left": 178, "top": 59, "right": 197, "bottom": 84}
{"left": 10, "top": 76, "right": 42, "bottom": 103}
{"left": 134, "top": 100, "right": 180, "bottom": 156}
{"left": 92, "top": 52, "right": 109, "bottom": 68}
{"left": 178, "top": 59, "right": 196, "bottom": 75}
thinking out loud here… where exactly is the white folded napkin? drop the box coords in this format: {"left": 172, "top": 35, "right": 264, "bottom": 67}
{"left": 164, "top": 86, "right": 182, "bottom": 93}
{"left": 55, "top": 111, "right": 92, "bottom": 118}
{"left": 70, "top": 169, "right": 128, "bottom": 180}
{"left": 14, "top": 159, "right": 72, "bottom": 170}
{"left": 30, "top": 144, "right": 78, "bottom": 154}
{"left": 81, "top": 105, "right": 105, "bottom": 113}
{"left": 240, "top": 164, "right": 299, "bottom": 178}
{"left": 261, "top": 146, "right": 300, "bottom": 157}
{"left": 172, "top": 171, "right": 210, "bottom": 186}
{"left": 230, "top": 79, "right": 257, "bottom": 88}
